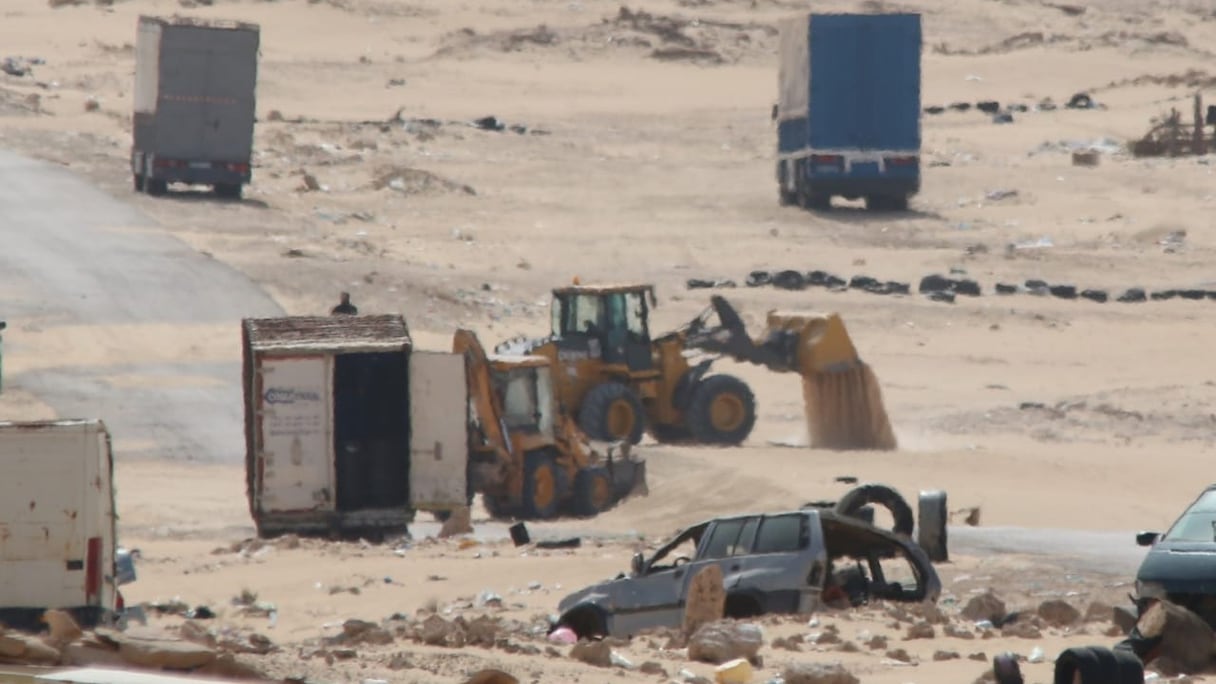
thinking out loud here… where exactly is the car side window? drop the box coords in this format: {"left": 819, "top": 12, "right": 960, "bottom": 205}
{"left": 733, "top": 516, "right": 761, "bottom": 556}
{"left": 700, "top": 519, "right": 747, "bottom": 560}
{"left": 753, "top": 514, "right": 805, "bottom": 554}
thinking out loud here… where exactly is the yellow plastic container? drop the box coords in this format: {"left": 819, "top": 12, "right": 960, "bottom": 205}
{"left": 714, "top": 658, "right": 753, "bottom": 684}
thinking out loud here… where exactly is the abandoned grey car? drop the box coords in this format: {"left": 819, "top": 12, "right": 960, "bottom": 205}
{"left": 552, "top": 505, "right": 941, "bottom": 639}
{"left": 1133, "top": 483, "right": 1216, "bottom": 627}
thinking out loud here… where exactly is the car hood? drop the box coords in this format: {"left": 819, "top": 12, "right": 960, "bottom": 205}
{"left": 556, "top": 574, "right": 627, "bottom": 614}
{"left": 1137, "top": 542, "right": 1216, "bottom": 593}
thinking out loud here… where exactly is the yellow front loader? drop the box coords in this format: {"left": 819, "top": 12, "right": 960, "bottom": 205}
{"left": 453, "top": 329, "right": 647, "bottom": 521}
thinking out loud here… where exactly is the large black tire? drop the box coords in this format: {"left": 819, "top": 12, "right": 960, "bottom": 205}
{"left": 1053, "top": 646, "right": 1124, "bottom": 684}
{"left": 834, "top": 483, "right": 915, "bottom": 537}
{"left": 521, "top": 450, "right": 562, "bottom": 520}
{"left": 570, "top": 466, "right": 614, "bottom": 518}
{"left": 482, "top": 493, "right": 513, "bottom": 521}
{"left": 992, "top": 652, "right": 1023, "bottom": 684}
{"left": 917, "top": 489, "right": 949, "bottom": 562}
{"left": 578, "top": 382, "right": 646, "bottom": 444}
{"left": 685, "top": 374, "right": 756, "bottom": 445}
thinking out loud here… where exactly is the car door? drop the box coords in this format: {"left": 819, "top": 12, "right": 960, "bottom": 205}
{"left": 609, "top": 525, "right": 706, "bottom": 636}
{"left": 678, "top": 517, "right": 757, "bottom": 607}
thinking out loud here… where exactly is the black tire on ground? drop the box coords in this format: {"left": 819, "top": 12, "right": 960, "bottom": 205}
{"left": 1053, "top": 646, "right": 1123, "bottom": 684}
{"left": 482, "top": 493, "right": 513, "bottom": 521}
{"left": 215, "top": 182, "right": 243, "bottom": 199}
{"left": 578, "top": 382, "right": 646, "bottom": 444}
{"left": 145, "top": 178, "right": 167, "bottom": 196}
{"left": 521, "top": 450, "right": 562, "bottom": 520}
{"left": 992, "top": 652, "right": 1023, "bottom": 684}
{"left": 834, "top": 483, "right": 915, "bottom": 537}
{"left": 570, "top": 466, "right": 614, "bottom": 518}
{"left": 685, "top": 374, "right": 757, "bottom": 446}
{"left": 132, "top": 174, "right": 145, "bottom": 192}
{"left": 917, "top": 489, "right": 949, "bottom": 563}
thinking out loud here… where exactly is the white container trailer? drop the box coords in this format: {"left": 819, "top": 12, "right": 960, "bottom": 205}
{"left": 241, "top": 315, "right": 470, "bottom": 538}
{"left": 0, "top": 420, "right": 119, "bottom": 628}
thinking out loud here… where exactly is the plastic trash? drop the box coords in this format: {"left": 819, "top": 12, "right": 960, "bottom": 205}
{"left": 715, "top": 658, "right": 753, "bottom": 684}
{"left": 1028, "top": 646, "right": 1045, "bottom": 663}
{"left": 547, "top": 626, "right": 577, "bottom": 645}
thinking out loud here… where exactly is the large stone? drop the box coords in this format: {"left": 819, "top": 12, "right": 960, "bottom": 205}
{"left": 961, "top": 591, "right": 1007, "bottom": 623}
{"left": 439, "top": 506, "right": 473, "bottom": 538}
{"left": 62, "top": 643, "right": 128, "bottom": 668}
{"left": 783, "top": 662, "right": 859, "bottom": 684}
{"left": 683, "top": 564, "right": 726, "bottom": 637}
{"left": 569, "top": 639, "right": 611, "bottom": 667}
{"left": 688, "top": 620, "right": 764, "bottom": 665}
{"left": 0, "top": 633, "right": 61, "bottom": 663}
{"left": 1037, "top": 599, "right": 1081, "bottom": 627}
{"left": 1136, "top": 599, "right": 1216, "bottom": 674}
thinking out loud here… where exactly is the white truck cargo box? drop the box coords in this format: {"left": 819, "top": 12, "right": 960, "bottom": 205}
{"left": 241, "top": 315, "right": 470, "bottom": 538}
{"left": 0, "top": 420, "right": 119, "bottom": 628}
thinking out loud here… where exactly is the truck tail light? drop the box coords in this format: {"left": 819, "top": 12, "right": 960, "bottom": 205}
{"left": 225, "top": 162, "right": 249, "bottom": 173}
{"left": 810, "top": 154, "right": 843, "bottom": 166}
{"left": 85, "top": 536, "right": 102, "bottom": 600}
{"left": 152, "top": 158, "right": 186, "bottom": 169}
{"left": 886, "top": 155, "right": 918, "bottom": 167}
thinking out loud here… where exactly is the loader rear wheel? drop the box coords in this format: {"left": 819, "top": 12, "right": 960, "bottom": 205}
{"left": 522, "top": 451, "right": 561, "bottom": 519}
{"left": 578, "top": 382, "right": 646, "bottom": 445}
{"left": 686, "top": 375, "right": 756, "bottom": 446}
{"left": 570, "top": 467, "right": 614, "bottom": 518}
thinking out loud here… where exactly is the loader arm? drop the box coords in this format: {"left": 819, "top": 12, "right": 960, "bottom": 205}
{"left": 453, "top": 329, "right": 515, "bottom": 466}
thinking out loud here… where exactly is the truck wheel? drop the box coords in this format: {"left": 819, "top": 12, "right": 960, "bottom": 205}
{"left": 834, "top": 483, "right": 915, "bottom": 537}
{"left": 215, "top": 183, "right": 243, "bottom": 200}
{"left": 482, "top": 493, "right": 513, "bottom": 521}
{"left": 521, "top": 451, "right": 561, "bottom": 519}
{"left": 917, "top": 490, "right": 949, "bottom": 563}
{"left": 578, "top": 382, "right": 646, "bottom": 444}
{"left": 686, "top": 374, "right": 756, "bottom": 446}
{"left": 145, "top": 179, "right": 167, "bottom": 196}
{"left": 802, "top": 191, "right": 830, "bottom": 211}
{"left": 570, "top": 466, "right": 614, "bottom": 518}
{"left": 132, "top": 174, "right": 145, "bottom": 192}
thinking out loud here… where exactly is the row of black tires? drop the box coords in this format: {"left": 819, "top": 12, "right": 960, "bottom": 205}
{"left": 993, "top": 644, "right": 1145, "bottom": 684}
{"left": 576, "top": 375, "right": 757, "bottom": 447}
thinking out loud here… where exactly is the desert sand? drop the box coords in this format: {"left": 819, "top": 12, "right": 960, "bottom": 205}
{"left": 3, "top": 0, "right": 1216, "bottom": 681}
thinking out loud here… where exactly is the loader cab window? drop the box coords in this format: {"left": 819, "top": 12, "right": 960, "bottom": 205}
{"left": 554, "top": 294, "right": 605, "bottom": 337}
{"left": 499, "top": 367, "right": 545, "bottom": 433}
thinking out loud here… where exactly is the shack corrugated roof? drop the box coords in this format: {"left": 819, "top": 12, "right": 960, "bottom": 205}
{"left": 243, "top": 314, "right": 411, "bottom": 353}
{"left": 138, "top": 14, "right": 261, "bottom": 33}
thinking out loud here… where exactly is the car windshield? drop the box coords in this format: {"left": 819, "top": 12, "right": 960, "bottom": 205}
{"left": 1163, "top": 489, "right": 1216, "bottom": 542}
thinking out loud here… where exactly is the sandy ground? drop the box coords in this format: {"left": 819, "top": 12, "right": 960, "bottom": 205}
{"left": 4, "top": 0, "right": 1216, "bottom": 681}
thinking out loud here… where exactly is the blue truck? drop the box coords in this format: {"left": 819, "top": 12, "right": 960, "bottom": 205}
{"left": 774, "top": 13, "right": 922, "bottom": 212}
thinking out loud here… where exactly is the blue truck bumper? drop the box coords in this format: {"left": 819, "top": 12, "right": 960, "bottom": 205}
{"left": 131, "top": 151, "right": 251, "bottom": 187}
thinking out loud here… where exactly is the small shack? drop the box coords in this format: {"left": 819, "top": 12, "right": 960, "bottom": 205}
{"left": 240, "top": 315, "right": 469, "bottom": 539}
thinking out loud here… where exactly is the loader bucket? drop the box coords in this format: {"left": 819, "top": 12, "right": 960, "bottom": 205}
{"left": 764, "top": 311, "right": 897, "bottom": 451}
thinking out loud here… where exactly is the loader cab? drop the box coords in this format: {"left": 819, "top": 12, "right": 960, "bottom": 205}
{"left": 550, "top": 284, "right": 657, "bottom": 371}
{"left": 491, "top": 358, "right": 556, "bottom": 439}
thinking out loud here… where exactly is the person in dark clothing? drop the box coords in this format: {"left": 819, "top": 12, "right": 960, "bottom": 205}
{"left": 331, "top": 292, "right": 358, "bottom": 316}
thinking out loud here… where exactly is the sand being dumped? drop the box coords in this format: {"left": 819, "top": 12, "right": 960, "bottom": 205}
{"left": 803, "top": 361, "right": 898, "bottom": 452}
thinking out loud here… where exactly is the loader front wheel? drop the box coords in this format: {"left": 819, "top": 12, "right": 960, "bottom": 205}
{"left": 578, "top": 382, "right": 646, "bottom": 445}
{"left": 686, "top": 375, "right": 756, "bottom": 446}
{"left": 570, "top": 467, "right": 614, "bottom": 518}
{"left": 522, "top": 451, "right": 561, "bottom": 520}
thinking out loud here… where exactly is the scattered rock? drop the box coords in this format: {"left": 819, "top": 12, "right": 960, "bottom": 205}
{"left": 570, "top": 639, "right": 611, "bottom": 667}
{"left": 1000, "top": 620, "right": 1042, "bottom": 640}
{"left": 1037, "top": 599, "right": 1081, "bottom": 627}
{"left": 905, "top": 622, "right": 935, "bottom": 640}
{"left": 640, "top": 661, "right": 667, "bottom": 676}
{"left": 783, "top": 662, "right": 860, "bottom": 684}
{"left": 117, "top": 636, "right": 217, "bottom": 670}
{"left": 438, "top": 506, "right": 473, "bottom": 538}
{"left": 945, "top": 623, "right": 976, "bottom": 640}
{"left": 865, "top": 634, "right": 888, "bottom": 650}
{"left": 969, "top": 651, "right": 988, "bottom": 661}
{"left": 687, "top": 620, "right": 764, "bottom": 665}
{"left": 885, "top": 648, "right": 914, "bottom": 663}
{"left": 962, "top": 591, "right": 1007, "bottom": 624}
{"left": 1083, "top": 600, "right": 1113, "bottom": 624}
{"left": 934, "top": 650, "right": 961, "bottom": 661}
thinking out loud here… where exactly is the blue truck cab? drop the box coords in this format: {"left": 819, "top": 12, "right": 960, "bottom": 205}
{"left": 775, "top": 13, "right": 922, "bottom": 212}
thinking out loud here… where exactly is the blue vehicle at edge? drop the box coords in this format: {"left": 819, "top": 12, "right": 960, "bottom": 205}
{"left": 775, "top": 13, "right": 922, "bottom": 212}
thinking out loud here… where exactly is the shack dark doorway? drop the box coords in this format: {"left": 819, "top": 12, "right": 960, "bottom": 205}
{"left": 333, "top": 351, "right": 410, "bottom": 511}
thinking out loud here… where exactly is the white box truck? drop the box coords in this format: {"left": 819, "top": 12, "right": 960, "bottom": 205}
{"left": 0, "top": 420, "right": 121, "bottom": 629}
{"left": 130, "top": 15, "right": 259, "bottom": 200}
{"left": 241, "top": 315, "right": 471, "bottom": 539}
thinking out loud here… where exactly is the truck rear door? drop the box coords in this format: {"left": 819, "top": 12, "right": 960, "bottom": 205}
{"left": 197, "top": 28, "right": 258, "bottom": 161}
{"left": 408, "top": 351, "right": 470, "bottom": 510}
{"left": 254, "top": 356, "right": 334, "bottom": 513}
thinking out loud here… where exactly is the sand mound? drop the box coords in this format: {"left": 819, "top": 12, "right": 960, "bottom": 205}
{"left": 434, "top": 6, "right": 777, "bottom": 65}
{"left": 369, "top": 165, "right": 476, "bottom": 197}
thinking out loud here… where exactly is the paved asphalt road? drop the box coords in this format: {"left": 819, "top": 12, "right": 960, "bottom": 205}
{"left": 0, "top": 150, "right": 1156, "bottom": 580}
{"left": 0, "top": 150, "right": 282, "bottom": 462}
